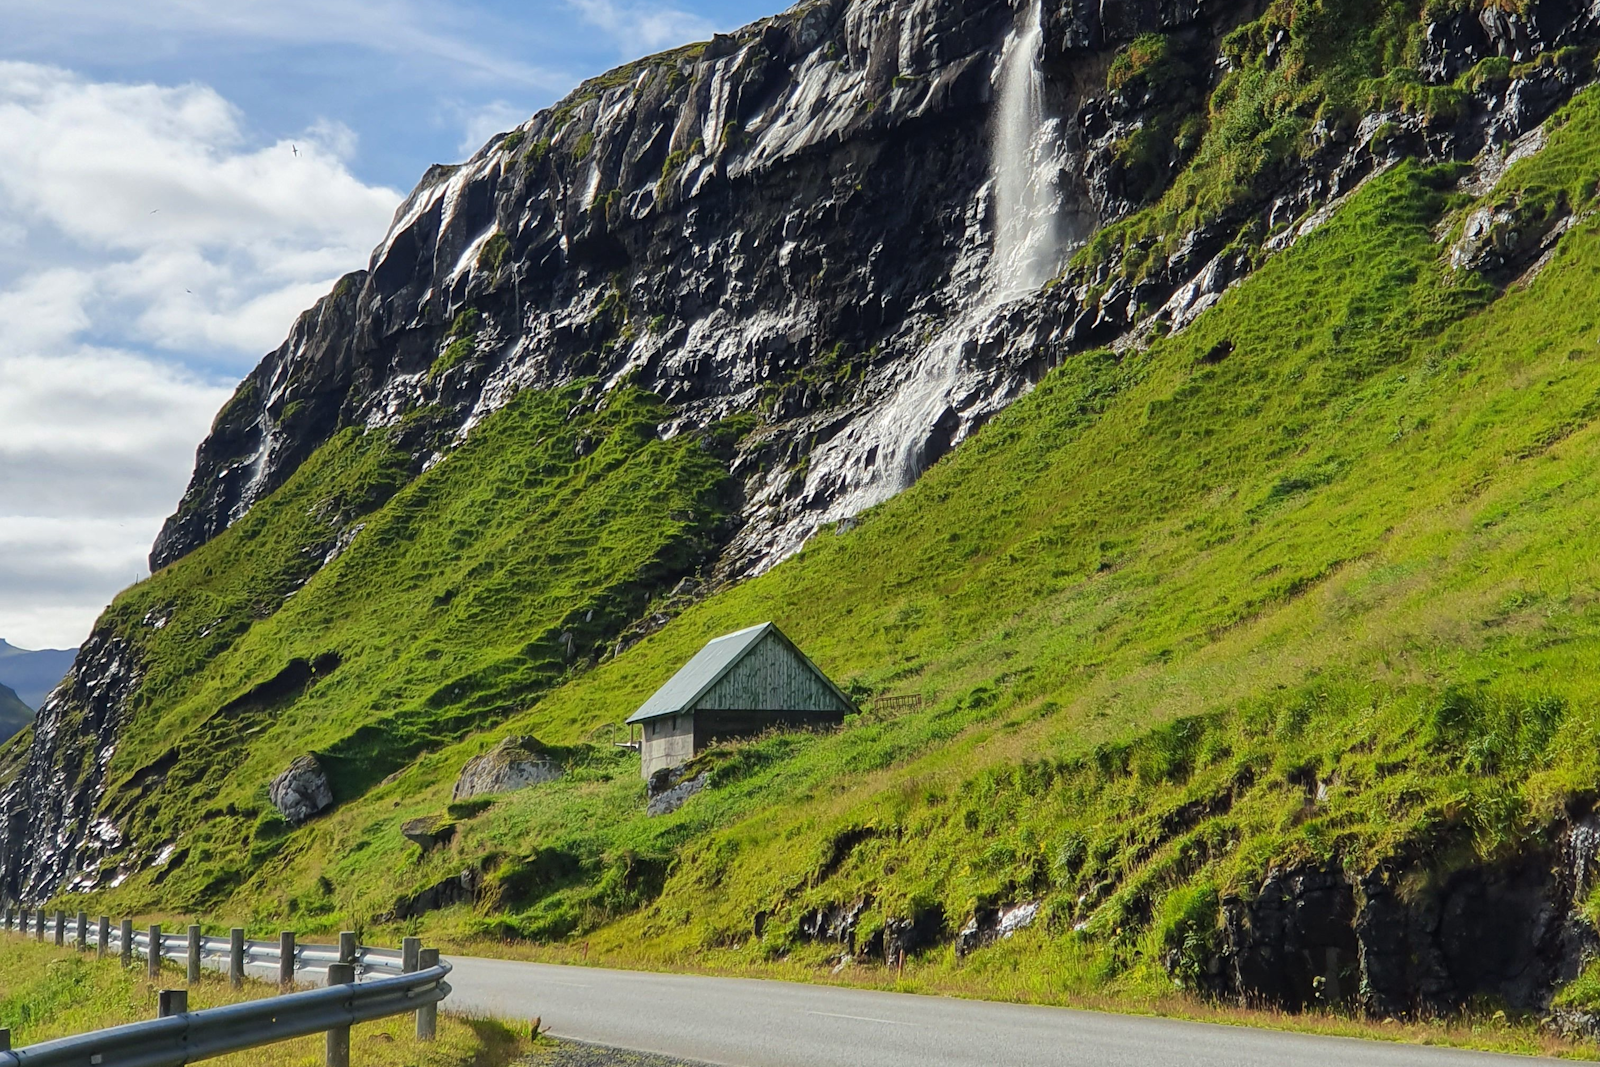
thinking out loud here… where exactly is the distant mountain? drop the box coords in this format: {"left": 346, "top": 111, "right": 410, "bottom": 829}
{"left": 0, "top": 640, "right": 76, "bottom": 711}
{"left": 0, "top": 684, "right": 31, "bottom": 741}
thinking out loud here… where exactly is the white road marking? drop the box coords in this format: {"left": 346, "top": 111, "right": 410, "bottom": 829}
{"left": 805, "top": 1010, "right": 913, "bottom": 1026}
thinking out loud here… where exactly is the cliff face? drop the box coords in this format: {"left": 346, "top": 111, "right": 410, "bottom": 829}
{"left": 7, "top": 0, "right": 1600, "bottom": 933}
{"left": 145, "top": 0, "right": 1233, "bottom": 582}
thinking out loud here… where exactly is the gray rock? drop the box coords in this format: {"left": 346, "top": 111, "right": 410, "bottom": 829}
{"left": 451, "top": 736, "right": 562, "bottom": 801}
{"left": 268, "top": 755, "right": 333, "bottom": 826}
{"left": 401, "top": 814, "right": 456, "bottom": 853}
{"left": 646, "top": 772, "right": 706, "bottom": 817}
{"left": 955, "top": 900, "right": 1039, "bottom": 956}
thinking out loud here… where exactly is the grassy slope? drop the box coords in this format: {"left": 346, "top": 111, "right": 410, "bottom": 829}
{"left": 39, "top": 0, "right": 1600, "bottom": 1023}
{"left": 0, "top": 935, "right": 528, "bottom": 1065}
{"left": 58, "top": 82, "right": 1600, "bottom": 1009}
{"left": 44, "top": 383, "right": 736, "bottom": 911}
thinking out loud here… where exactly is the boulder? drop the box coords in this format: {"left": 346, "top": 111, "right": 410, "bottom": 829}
{"left": 451, "top": 736, "right": 561, "bottom": 801}
{"left": 401, "top": 814, "right": 456, "bottom": 853}
{"left": 646, "top": 771, "right": 704, "bottom": 812}
{"left": 268, "top": 755, "right": 333, "bottom": 826}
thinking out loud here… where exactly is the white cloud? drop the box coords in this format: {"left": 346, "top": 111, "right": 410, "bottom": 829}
{"left": 0, "top": 0, "right": 571, "bottom": 92}
{"left": 567, "top": 0, "right": 719, "bottom": 56}
{"left": 0, "top": 62, "right": 404, "bottom": 649}
{"left": 457, "top": 100, "right": 532, "bottom": 157}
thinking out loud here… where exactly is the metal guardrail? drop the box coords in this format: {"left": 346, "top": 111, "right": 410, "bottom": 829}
{"left": 0, "top": 963, "right": 451, "bottom": 1067}
{"left": 0, "top": 907, "right": 449, "bottom": 1066}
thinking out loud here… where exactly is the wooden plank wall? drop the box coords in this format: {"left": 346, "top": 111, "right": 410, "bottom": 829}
{"left": 693, "top": 632, "right": 846, "bottom": 713}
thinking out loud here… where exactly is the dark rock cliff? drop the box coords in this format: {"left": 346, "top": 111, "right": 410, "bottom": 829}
{"left": 6, "top": 0, "right": 1600, "bottom": 1017}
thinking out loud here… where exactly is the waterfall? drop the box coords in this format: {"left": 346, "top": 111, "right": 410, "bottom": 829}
{"left": 768, "top": 0, "right": 1068, "bottom": 560}
{"left": 990, "top": 0, "right": 1062, "bottom": 298}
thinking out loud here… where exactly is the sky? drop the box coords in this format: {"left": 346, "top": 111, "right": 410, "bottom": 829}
{"left": 0, "top": 0, "right": 773, "bottom": 652}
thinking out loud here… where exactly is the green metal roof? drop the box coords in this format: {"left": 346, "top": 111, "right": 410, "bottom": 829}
{"left": 626, "top": 622, "right": 853, "bottom": 723}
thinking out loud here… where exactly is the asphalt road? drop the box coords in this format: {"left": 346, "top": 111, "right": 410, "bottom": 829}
{"left": 445, "top": 955, "right": 1557, "bottom": 1067}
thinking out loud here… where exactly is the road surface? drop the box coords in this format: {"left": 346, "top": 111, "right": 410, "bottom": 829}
{"left": 444, "top": 955, "right": 1555, "bottom": 1067}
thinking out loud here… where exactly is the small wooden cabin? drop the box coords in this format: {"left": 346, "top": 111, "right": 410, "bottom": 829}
{"left": 627, "top": 622, "right": 855, "bottom": 779}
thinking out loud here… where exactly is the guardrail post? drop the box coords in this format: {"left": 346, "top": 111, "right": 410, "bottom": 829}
{"left": 97, "top": 915, "right": 109, "bottom": 957}
{"left": 15, "top": 908, "right": 24, "bottom": 935}
{"left": 2, "top": 905, "right": 10, "bottom": 931}
{"left": 53, "top": 909, "right": 64, "bottom": 946}
{"left": 416, "top": 948, "right": 439, "bottom": 1041}
{"left": 0, "top": 1026, "right": 9, "bottom": 1050}
{"left": 339, "top": 930, "right": 357, "bottom": 966}
{"left": 326, "top": 962, "right": 354, "bottom": 1067}
{"left": 76, "top": 910, "right": 87, "bottom": 951}
{"left": 187, "top": 924, "right": 202, "bottom": 983}
{"left": 120, "top": 919, "right": 133, "bottom": 967}
{"left": 279, "top": 930, "right": 295, "bottom": 989}
{"left": 33, "top": 908, "right": 43, "bottom": 940}
{"left": 230, "top": 927, "right": 244, "bottom": 988}
{"left": 402, "top": 936, "right": 420, "bottom": 973}
{"left": 148, "top": 923, "right": 162, "bottom": 979}
{"left": 402, "top": 936, "right": 421, "bottom": 1032}
{"left": 157, "top": 988, "right": 187, "bottom": 1018}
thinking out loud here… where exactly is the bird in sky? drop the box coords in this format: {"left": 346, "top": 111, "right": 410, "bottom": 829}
{"left": 292, "top": 144, "right": 299, "bottom": 157}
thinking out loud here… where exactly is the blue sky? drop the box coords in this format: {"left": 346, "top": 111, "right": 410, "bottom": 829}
{"left": 0, "top": 0, "right": 775, "bottom": 651}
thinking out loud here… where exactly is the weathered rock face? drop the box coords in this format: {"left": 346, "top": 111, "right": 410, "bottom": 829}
{"left": 139, "top": 0, "right": 1237, "bottom": 583}
{"left": 148, "top": 0, "right": 1600, "bottom": 589}
{"left": 955, "top": 899, "right": 1039, "bottom": 956}
{"left": 1203, "top": 818, "right": 1600, "bottom": 1016}
{"left": 451, "top": 737, "right": 562, "bottom": 801}
{"left": 0, "top": 630, "right": 136, "bottom": 902}
{"left": 268, "top": 755, "right": 334, "bottom": 826}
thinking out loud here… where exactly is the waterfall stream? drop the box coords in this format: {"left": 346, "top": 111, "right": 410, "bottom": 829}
{"left": 774, "top": 0, "right": 1067, "bottom": 560}
{"left": 991, "top": 0, "right": 1061, "bottom": 299}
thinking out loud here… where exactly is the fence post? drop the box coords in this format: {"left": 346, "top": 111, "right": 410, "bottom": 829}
{"left": 187, "top": 924, "right": 202, "bottom": 983}
{"left": 97, "top": 916, "right": 109, "bottom": 957}
{"left": 402, "top": 936, "right": 420, "bottom": 974}
{"left": 53, "top": 910, "right": 64, "bottom": 947}
{"left": 148, "top": 923, "right": 162, "bottom": 979}
{"left": 157, "top": 988, "right": 187, "bottom": 1018}
{"left": 338, "top": 930, "right": 357, "bottom": 966}
{"left": 0, "top": 1027, "right": 9, "bottom": 1051}
{"left": 325, "top": 962, "right": 354, "bottom": 1067}
{"left": 279, "top": 931, "right": 296, "bottom": 989}
{"left": 416, "top": 948, "right": 439, "bottom": 1041}
{"left": 120, "top": 919, "right": 133, "bottom": 967}
{"left": 76, "top": 911, "right": 87, "bottom": 952}
{"left": 402, "top": 936, "right": 421, "bottom": 1032}
{"left": 33, "top": 908, "right": 43, "bottom": 940}
{"left": 230, "top": 928, "right": 244, "bottom": 988}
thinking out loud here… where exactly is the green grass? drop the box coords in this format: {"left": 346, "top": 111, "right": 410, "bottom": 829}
{"left": 54, "top": 382, "right": 737, "bottom": 917}
{"left": 0, "top": 935, "right": 529, "bottom": 1065}
{"left": 1077, "top": 0, "right": 1426, "bottom": 279}
{"left": 39, "top": 18, "right": 1600, "bottom": 1039}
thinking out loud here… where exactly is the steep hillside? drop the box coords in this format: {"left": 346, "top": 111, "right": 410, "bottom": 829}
{"left": 12, "top": 0, "right": 1600, "bottom": 1030}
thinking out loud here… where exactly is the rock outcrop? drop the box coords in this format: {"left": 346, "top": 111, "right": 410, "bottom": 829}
{"left": 268, "top": 756, "right": 334, "bottom": 826}
{"left": 451, "top": 737, "right": 562, "bottom": 801}
{"left": 646, "top": 770, "right": 707, "bottom": 816}
{"left": 401, "top": 814, "right": 457, "bottom": 853}
{"left": 1199, "top": 818, "right": 1600, "bottom": 1015}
